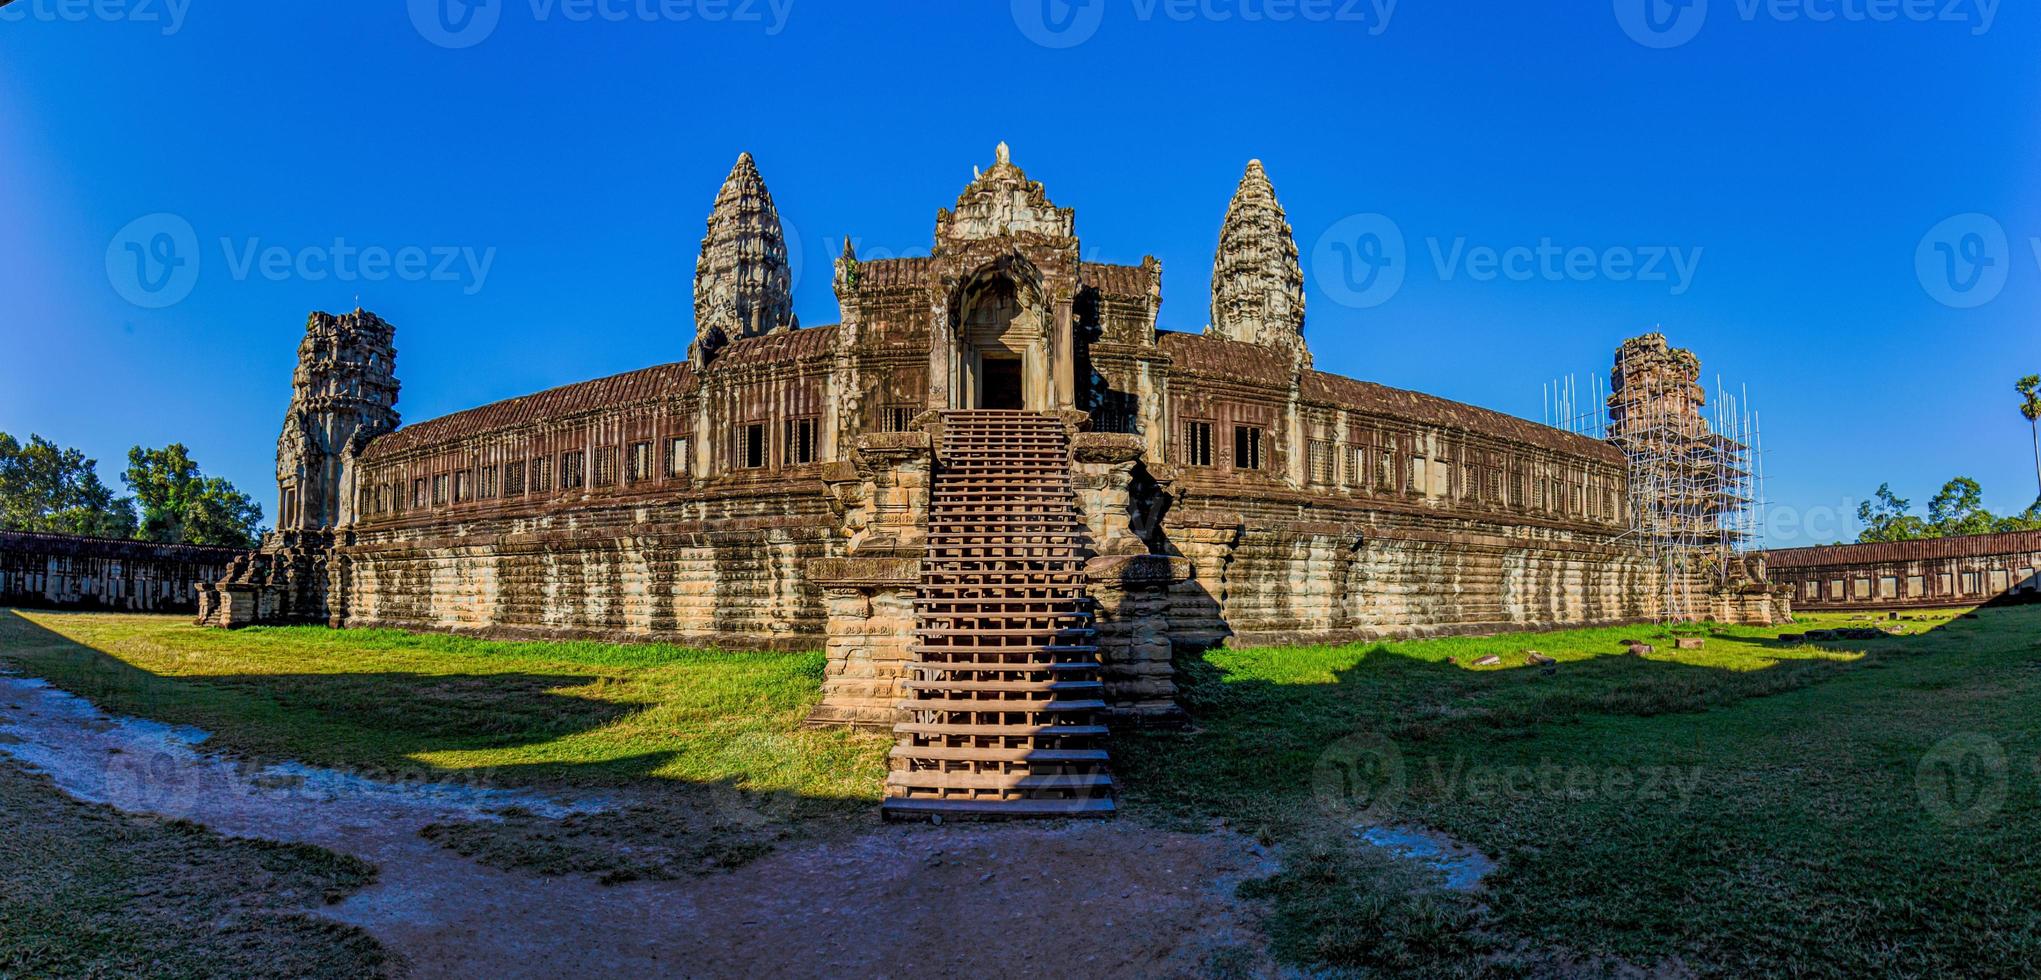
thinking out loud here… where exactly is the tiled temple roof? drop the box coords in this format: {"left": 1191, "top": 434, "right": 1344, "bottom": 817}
{"left": 1080, "top": 262, "right": 1155, "bottom": 298}
{"left": 854, "top": 257, "right": 933, "bottom": 289}
{"left": 1303, "top": 371, "right": 1622, "bottom": 461}
{"left": 0, "top": 530, "right": 243, "bottom": 562}
{"left": 365, "top": 361, "right": 694, "bottom": 457}
{"left": 1156, "top": 332, "right": 1292, "bottom": 385}
{"left": 1768, "top": 529, "right": 2041, "bottom": 568}
{"left": 363, "top": 325, "right": 843, "bottom": 458}
{"left": 712, "top": 324, "right": 838, "bottom": 367}
{"left": 1157, "top": 331, "right": 1620, "bottom": 461}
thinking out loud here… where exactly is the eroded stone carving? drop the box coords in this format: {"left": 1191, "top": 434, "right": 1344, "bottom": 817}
{"left": 692, "top": 152, "right": 798, "bottom": 365}
{"left": 1209, "top": 160, "right": 1308, "bottom": 367}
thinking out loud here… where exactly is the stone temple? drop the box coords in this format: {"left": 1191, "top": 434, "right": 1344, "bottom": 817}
{"left": 197, "top": 145, "right": 1785, "bottom": 817}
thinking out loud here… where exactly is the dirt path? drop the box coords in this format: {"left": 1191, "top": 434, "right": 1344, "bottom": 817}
{"left": 0, "top": 671, "right": 1276, "bottom": 978}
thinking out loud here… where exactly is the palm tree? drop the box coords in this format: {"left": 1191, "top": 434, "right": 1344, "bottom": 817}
{"left": 2020, "top": 375, "right": 2041, "bottom": 506}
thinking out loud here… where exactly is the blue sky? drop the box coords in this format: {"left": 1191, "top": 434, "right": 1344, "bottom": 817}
{"left": 2, "top": 1, "right": 2036, "bottom": 546}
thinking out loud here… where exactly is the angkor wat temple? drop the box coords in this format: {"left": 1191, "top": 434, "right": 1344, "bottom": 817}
{"left": 197, "top": 145, "right": 1785, "bottom": 817}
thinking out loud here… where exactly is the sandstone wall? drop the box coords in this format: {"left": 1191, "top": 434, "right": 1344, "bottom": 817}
{"left": 1161, "top": 502, "right": 1661, "bottom": 647}
{"left": 336, "top": 492, "right": 841, "bottom": 649}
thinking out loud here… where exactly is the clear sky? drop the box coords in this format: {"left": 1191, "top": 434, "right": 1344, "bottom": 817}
{"left": 2, "top": 1, "right": 2036, "bottom": 546}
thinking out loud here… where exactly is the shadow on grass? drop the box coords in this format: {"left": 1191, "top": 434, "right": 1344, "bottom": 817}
{"left": 1115, "top": 612, "right": 1975, "bottom": 826}
{"left": 0, "top": 609, "right": 876, "bottom": 872}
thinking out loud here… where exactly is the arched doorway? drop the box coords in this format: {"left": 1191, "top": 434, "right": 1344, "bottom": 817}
{"left": 952, "top": 268, "right": 1051, "bottom": 411}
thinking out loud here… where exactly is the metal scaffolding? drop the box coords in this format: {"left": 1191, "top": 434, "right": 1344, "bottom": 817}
{"left": 1542, "top": 336, "right": 1767, "bottom": 622}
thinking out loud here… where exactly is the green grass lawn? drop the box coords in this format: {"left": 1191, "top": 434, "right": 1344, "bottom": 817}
{"left": 0, "top": 612, "right": 888, "bottom": 801}
{"left": 0, "top": 760, "right": 387, "bottom": 979}
{"left": 4, "top": 605, "right": 2038, "bottom": 975}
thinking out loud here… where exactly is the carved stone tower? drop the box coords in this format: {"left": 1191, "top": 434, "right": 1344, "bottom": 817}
{"left": 692, "top": 152, "right": 798, "bottom": 365}
{"left": 1209, "top": 160, "right": 1309, "bottom": 366}
{"left": 275, "top": 309, "right": 399, "bottom": 531}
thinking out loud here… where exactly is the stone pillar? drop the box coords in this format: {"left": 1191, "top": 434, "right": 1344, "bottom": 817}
{"left": 807, "top": 430, "right": 934, "bottom": 729}
{"left": 1087, "top": 554, "right": 1193, "bottom": 726}
{"left": 1069, "top": 431, "right": 1151, "bottom": 558}
{"left": 805, "top": 558, "right": 920, "bottom": 729}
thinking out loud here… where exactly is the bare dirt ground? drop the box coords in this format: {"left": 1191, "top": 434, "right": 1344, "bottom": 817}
{"left": 0, "top": 670, "right": 1278, "bottom": 978}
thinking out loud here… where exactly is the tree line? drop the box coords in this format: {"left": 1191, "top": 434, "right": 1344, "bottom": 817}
{"left": 1854, "top": 377, "right": 2041, "bottom": 544}
{"left": 0, "top": 433, "right": 263, "bottom": 549}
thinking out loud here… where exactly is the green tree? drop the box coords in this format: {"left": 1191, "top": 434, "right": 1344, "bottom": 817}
{"left": 1927, "top": 477, "right": 1997, "bottom": 537}
{"left": 2019, "top": 375, "right": 2041, "bottom": 506}
{"left": 122, "top": 443, "right": 263, "bottom": 548}
{"left": 0, "top": 432, "right": 138, "bottom": 538}
{"left": 1856, "top": 483, "right": 1928, "bottom": 543}
{"left": 1994, "top": 498, "right": 2041, "bottom": 533}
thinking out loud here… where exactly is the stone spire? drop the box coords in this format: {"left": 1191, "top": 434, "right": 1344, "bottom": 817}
{"left": 1209, "top": 160, "right": 1308, "bottom": 365}
{"left": 276, "top": 309, "right": 399, "bottom": 531}
{"left": 692, "top": 152, "right": 797, "bottom": 364}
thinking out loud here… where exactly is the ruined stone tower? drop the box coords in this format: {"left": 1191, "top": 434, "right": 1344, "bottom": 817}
{"left": 691, "top": 152, "right": 797, "bottom": 365}
{"left": 275, "top": 309, "right": 399, "bottom": 531}
{"left": 1208, "top": 160, "right": 1308, "bottom": 366}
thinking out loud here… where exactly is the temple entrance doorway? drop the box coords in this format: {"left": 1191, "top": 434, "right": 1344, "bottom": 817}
{"left": 979, "top": 355, "right": 1023, "bottom": 410}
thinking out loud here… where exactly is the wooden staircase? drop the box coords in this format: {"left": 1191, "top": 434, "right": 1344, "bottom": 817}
{"left": 881, "top": 410, "right": 1116, "bottom": 820}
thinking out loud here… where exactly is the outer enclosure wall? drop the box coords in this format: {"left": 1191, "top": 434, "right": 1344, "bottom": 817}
{"left": 1, "top": 532, "right": 237, "bottom": 614}
{"left": 1769, "top": 531, "right": 2041, "bottom": 612}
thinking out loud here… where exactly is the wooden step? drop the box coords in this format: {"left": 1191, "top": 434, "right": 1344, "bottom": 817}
{"left": 897, "top": 696, "right": 1108, "bottom": 713}
{"left": 901, "top": 679, "right": 1103, "bottom": 694}
{"left": 885, "top": 772, "right": 1114, "bottom": 791}
{"left": 880, "top": 797, "right": 1116, "bottom": 822}
{"left": 887, "top": 745, "right": 1109, "bottom": 763}
{"left": 894, "top": 722, "right": 1108, "bottom": 738}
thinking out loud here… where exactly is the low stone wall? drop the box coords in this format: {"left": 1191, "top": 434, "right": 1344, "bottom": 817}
{"left": 1, "top": 531, "right": 239, "bottom": 614}
{"left": 332, "top": 492, "right": 843, "bottom": 649}
{"left": 1769, "top": 531, "right": 2041, "bottom": 611}
{"left": 1159, "top": 495, "right": 1685, "bottom": 647}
